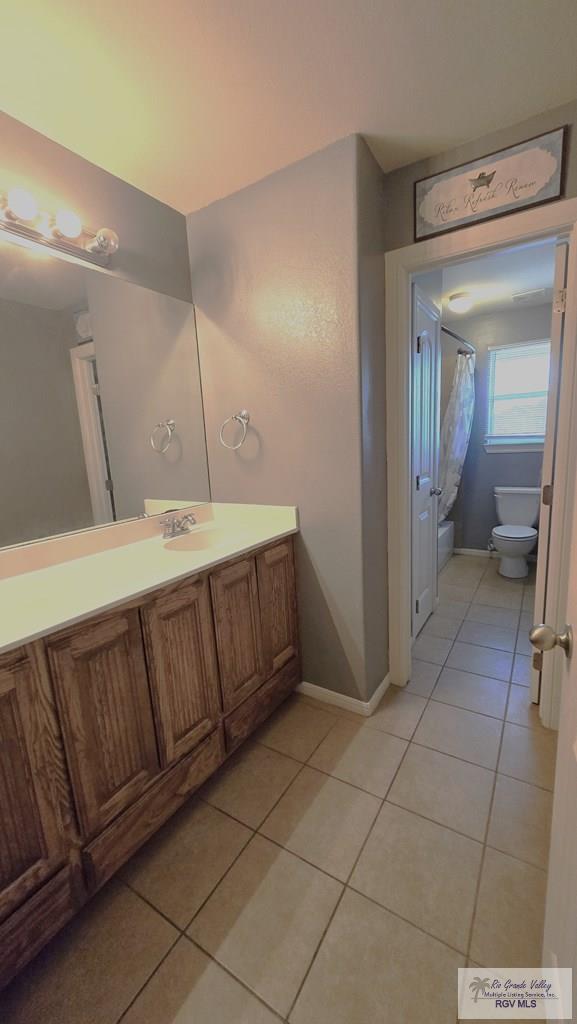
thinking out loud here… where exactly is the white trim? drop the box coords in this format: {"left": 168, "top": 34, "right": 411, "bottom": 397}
{"left": 385, "top": 195, "right": 577, "bottom": 692}
{"left": 70, "top": 343, "right": 114, "bottom": 525}
{"left": 453, "top": 547, "right": 492, "bottom": 557}
{"left": 484, "top": 442, "right": 544, "bottom": 453}
{"left": 297, "top": 675, "right": 390, "bottom": 717}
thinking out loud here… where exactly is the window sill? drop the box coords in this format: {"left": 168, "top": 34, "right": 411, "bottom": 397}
{"left": 484, "top": 440, "right": 544, "bottom": 454}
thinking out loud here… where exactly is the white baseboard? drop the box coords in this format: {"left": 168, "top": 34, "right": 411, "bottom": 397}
{"left": 453, "top": 547, "right": 493, "bottom": 558}
{"left": 296, "top": 675, "right": 390, "bottom": 717}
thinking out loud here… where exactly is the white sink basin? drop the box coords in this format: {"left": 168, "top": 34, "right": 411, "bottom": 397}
{"left": 164, "top": 528, "right": 229, "bottom": 552}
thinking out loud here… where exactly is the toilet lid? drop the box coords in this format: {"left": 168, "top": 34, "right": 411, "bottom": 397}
{"left": 493, "top": 525, "right": 538, "bottom": 541}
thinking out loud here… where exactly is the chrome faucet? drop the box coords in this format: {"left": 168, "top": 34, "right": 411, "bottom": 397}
{"left": 159, "top": 512, "right": 197, "bottom": 539}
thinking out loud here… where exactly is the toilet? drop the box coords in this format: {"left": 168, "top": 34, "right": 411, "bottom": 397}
{"left": 491, "top": 486, "right": 540, "bottom": 579}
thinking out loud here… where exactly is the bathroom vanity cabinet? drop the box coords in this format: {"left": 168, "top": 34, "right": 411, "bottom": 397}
{"left": 0, "top": 536, "right": 299, "bottom": 989}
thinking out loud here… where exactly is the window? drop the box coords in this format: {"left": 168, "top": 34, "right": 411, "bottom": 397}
{"left": 486, "top": 340, "right": 551, "bottom": 450}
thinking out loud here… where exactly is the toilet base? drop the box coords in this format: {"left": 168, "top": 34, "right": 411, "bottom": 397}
{"left": 498, "top": 554, "right": 529, "bottom": 579}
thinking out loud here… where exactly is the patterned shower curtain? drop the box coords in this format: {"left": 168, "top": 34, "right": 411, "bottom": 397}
{"left": 438, "top": 352, "right": 475, "bottom": 522}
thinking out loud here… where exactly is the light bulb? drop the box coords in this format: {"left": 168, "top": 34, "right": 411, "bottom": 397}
{"left": 7, "top": 187, "right": 38, "bottom": 222}
{"left": 448, "top": 291, "right": 473, "bottom": 314}
{"left": 55, "top": 208, "right": 83, "bottom": 239}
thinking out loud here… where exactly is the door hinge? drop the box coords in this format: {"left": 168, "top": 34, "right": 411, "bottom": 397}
{"left": 416, "top": 334, "right": 422, "bottom": 354}
{"left": 415, "top": 599, "right": 420, "bottom": 615}
{"left": 105, "top": 479, "right": 114, "bottom": 492}
{"left": 532, "top": 650, "right": 543, "bottom": 672}
{"left": 554, "top": 288, "right": 567, "bottom": 314}
{"left": 542, "top": 483, "right": 553, "bottom": 507}
{"left": 90, "top": 382, "right": 100, "bottom": 397}
{"left": 415, "top": 475, "right": 421, "bottom": 491}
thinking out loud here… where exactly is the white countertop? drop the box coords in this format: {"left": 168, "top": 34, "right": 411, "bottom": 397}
{"left": 0, "top": 503, "right": 298, "bottom": 654}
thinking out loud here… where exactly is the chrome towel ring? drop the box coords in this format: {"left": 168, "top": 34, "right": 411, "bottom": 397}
{"left": 150, "top": 418, "right": 176, "bottom": 453}
{"left": 219, "top": 409, "right": 250, "bottom": 450}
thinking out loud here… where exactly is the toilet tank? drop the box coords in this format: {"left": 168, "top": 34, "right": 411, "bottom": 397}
{"left": 494, "top": 486, "right": 540, "bottom": 526}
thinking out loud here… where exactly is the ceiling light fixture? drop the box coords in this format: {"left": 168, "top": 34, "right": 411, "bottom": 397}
{"left": 448, "top": 291, "right": 474, "bottom": 314}
{"left": 0, "top": 186, "right": 120, "bottom": 266}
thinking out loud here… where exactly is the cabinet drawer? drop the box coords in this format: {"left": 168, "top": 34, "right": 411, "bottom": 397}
{"left": 46, "top": 608, "right": 160, "bottom": 839}
{"left": 0, "top": 866, "right": 80, "bottom": 991}
{"left": 141, "top": 576, "right": 221, "bottom": 767}
{"left": 211, "top": 557, "right": 265, "bottom": 712}
{"left": 83, "top": 727, "right": 225, "bottom": 891}
{"left": 224, "top": 658, "right": 300, "bottom": 754}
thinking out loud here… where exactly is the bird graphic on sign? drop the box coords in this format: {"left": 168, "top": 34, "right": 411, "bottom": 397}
{"left": 469, "top": 170, "right": 496, "bottom": 191}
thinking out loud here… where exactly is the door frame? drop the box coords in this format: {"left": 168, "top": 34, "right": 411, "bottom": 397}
{"left": 385, "top": 197, "right": 577, "bottom": 725}
{"left": 70, "top": 342, "right": 114, "bottom": 525}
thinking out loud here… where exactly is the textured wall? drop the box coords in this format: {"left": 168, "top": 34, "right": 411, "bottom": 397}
{"left": 448, "top": 304, "right": 550, "bottom": 550}
{"left": 0, "top": 297, "right": 92, "bottom": 546}
{"left": 87, "top": 274, "right": 210, "bottom": 520}
{"left": 0, "top": 112, "right": 191, "bottom": 302}
{"left": 188, "top": 135, "right": 387, "bottom": 700}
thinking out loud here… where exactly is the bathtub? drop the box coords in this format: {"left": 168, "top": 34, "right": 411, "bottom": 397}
{"left": 438, "top": 520, "right": 454, "bottom": 572}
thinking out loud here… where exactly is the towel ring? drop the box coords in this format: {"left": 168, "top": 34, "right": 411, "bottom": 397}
{"left": 150, "top": 418, "right": 176, "bottom": 453}
{"left": 219, "top": 409, "right": 250, "bottom": 450}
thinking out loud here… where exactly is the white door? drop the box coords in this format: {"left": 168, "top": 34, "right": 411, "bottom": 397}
{"left": 540, "top": 465, "right": 577, "bottom": 989}
{"left": 532, "top": 241, "right": 569, "bottom": 715}
{"left": 412, "top": 285, "right": 441, "bottom": 637}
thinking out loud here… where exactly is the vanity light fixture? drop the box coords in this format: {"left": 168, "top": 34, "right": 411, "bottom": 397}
{"left": 0, "top": 186, "right": 119, "bottom": 266}
{"left": 448, "top": 291, "right": 474, "bottom": 314}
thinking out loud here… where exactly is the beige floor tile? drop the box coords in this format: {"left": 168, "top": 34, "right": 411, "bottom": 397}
{"left": 122, "top": 937, "right": 279, "bottom": 1024}
{"left": 422, "top": 613, "right": 462, "bottom": 640}
{"left": 0, "top": 880, "right": 177, "bottom": 1024}
{"left": 470, "top": 848, "right": 547, "bottom": 967}
{"left": 433, "top": 667, "right": 508, "bottom": 719}
{"left": 512, "top": 653, "right": 531, "bottom": 686}
{"left": 308, "top": 719, "right": 407, "bottom": 796}
{"left": 121, "top": 801, "right": 252, "bottom": 928}
{"left": 414, "top": 702, "right": 502, "bottom": 769}
{"left": 412, "top": 634, "right": 452, "bottom": 666}
{"left": 447, "top": 641, "right": 513, "bottom": 682}
{"left": 515, "top": 628, "right": 533, "bottom": 656}
{"left": 474, "top": 585, "right": 522, "bottom": 610}
{"left": 457, "top": 620, "right": 517, "bottom": 653}
{"left": 466, "top": 603, "right": 520, "bottom": 630}
{"left": 188, "top": 835, "right": 341, "bottom": 1016}
{"left": 523, "top": 586, "right": 536, "bottom": 611}
{"left": 440, "top": 566, "right": 485, "bottom": 588}
{"left": 296, "top": 693, "right": 357, "bottom": 722}
{"left": 519, "top": 610, "right": 533, "bottom": 631}
{"left": 290, "top": 888, "right": 463, "bottom": 1024}
{"left": 439, "top": 582, "right": 478, "bottom": 603}
{"left": 350, "top": 803, "right": 482, "bottom": 951}
{"left": 506, "top": 685, "right": 547, "bottom": 731}
{"left": 200, "top": 740, "right": 301, "bottom": 828}
{"left": 365, "top": 687, "right": 427, "bottom": 739}
{"left": 256, "top": 696, "right": 337, "bottom": 761}
{"left": 406, "top": 657, "right": 441, "bottom": 697}
{"left": 487, "top": 774, "right": 553, "bottom": 869}
{"left": 388, "top": 743, "right": 494, "bottom": 841}
{"left": 436, "top": 597, "right": 470, "bottom": 620}
{"left": 260, "top": 766, "right": 380, "bottom": 881}
{"left": 498, "top": 723, "right": 557, "bottom": 790}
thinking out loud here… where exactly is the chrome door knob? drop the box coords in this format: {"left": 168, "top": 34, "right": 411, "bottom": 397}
{"left": 529, "top": 623, "right": 573, "bottom": 657}
{"left": 430, "top": 487, "right": 442, "bottom": 497}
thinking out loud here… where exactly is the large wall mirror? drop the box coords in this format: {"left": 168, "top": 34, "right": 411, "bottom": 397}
{"left": 0, "top": 239, "right": 210, "bottom": 549}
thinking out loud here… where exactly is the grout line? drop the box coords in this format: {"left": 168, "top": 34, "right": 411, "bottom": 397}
{"left": 184, "top": 934, "right": 287, "bottom": 1022}
{"left": 115, "top": 933, "right": 182, "bottom": 1023}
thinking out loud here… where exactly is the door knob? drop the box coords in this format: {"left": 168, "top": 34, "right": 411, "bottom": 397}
{"left": 430, "top": 487, "right": 442, "bottom": 497}
{"left": 529, "top": 623, "right": 573, "bottom": 658}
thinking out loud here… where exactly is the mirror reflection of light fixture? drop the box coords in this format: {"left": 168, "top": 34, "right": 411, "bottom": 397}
{"left": 0, "top": 184, "right": 120, "bottom": 266}
{"left": 448, "top": 291, "right": 474, "bottom": 314}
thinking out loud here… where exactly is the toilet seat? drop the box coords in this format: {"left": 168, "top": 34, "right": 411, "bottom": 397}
{"left": 492, "top": 525, "right": 538, "bottom": 542}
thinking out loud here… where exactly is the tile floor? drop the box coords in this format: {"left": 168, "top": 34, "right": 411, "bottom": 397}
{"left": 0, "top": 555, "right": 557, "bottom": 1023}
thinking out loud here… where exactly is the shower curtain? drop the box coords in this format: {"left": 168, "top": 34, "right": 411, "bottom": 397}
{"left": 438, "top": 352, "right": 475, "bottom": 522}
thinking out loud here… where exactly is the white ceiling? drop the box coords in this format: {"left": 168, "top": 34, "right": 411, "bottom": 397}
{"left": 1, "top": 1, "right": 577, "bottom": 213}
{"left": 442, "top": 241, "right": 557, "bottom": 322}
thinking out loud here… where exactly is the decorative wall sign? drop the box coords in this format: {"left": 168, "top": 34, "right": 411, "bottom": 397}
{"left": 415, "top": 127, "right": 566, "bottom": 240}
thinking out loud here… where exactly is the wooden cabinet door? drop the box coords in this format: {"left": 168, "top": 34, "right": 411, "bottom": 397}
{"left": 0, "top": 644, "right": 71, "bottom": 924}
{"left": 257, "top": 540, "right": 299, "bottom": 677}
{"left": 141, "top": 576, "right": 221, "bottom": 767}
{"left": 210, "top": 557, "right": 265, "bottom": 712}
{"left": 46, "top": 608, "right": 160, "bottom": 839}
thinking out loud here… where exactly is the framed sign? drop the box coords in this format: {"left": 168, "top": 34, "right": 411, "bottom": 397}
{"left": 415, "top": 126, "right": 566, "bottom": 240}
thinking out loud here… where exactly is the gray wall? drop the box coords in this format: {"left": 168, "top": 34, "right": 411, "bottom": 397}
{"left": 86, "top": 274, "right": 210, "bottom": 520}
{"left": 382, "top": 100, "right": 577, "bottom": 252}
{"left": 0, "top": 112, "right": 191, "bottom": 302}
{"left": 447, "top": 304, "right": 550, "bottom": 550}
{"left": 187, "top": 135, "right": 387, "bottom": 701}
{"left": 0, "top": 297, "right": 92, "bottom": 546}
